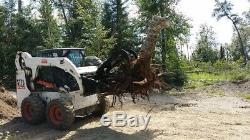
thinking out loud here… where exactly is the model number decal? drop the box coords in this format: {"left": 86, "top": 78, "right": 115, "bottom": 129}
{"left": 17, "top": 79, "right": 25, "bottom": 89}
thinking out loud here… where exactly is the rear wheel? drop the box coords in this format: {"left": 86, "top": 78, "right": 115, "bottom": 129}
{"left": 93, "top": 96, "right": 110, "bottom": 117}
{"left": 46, "top": 98, "right": 75, "bottom": 130}
{"left": 21, "top": 95, "right": 45, "bottom": 124}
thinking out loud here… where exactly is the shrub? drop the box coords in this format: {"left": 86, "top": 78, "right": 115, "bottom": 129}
{"left": 230, "top": 71, "right": 248, "bottom": 81}
{"left": 163, "top": 68, "right": 187, "bottom": 87}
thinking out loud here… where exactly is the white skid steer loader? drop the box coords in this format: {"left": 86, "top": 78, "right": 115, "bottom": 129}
{"left": 15, "top": 48, "right": 110, "bottom": 130}
{"left": 15, "top": 16, "right": 167, "bottom": 130}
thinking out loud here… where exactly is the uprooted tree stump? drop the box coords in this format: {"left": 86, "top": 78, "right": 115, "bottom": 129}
{"left": 131, "top": 16, "right": 170, "bottom": 91}
{"left": 97, "top": 16, "right": 170, "bottom": 104}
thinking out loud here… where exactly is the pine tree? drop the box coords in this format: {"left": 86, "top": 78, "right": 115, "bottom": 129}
{"left": 192, "top": 24, "right": 219, "bottom": 63}
{"left": 102, "top": 2, "right": 113, "bottom": 38}
{"left": 213, "top": 0, "right": 248, "bottom": 64}
{"left": 85, "top": 1, "right": 116, "bottom": 59}
{"left": 17, "top": 0, "right": 22, "bottom": 13}
{"left": 0, "top": 1, "right": 42, "bottom": 87}
{"left": 220, "top": 45, "right": 225, "bottom": 60}
{"left": 38, "top": 0, "right": 61, "bottom": 48}
{"left": 53, "top": 0, "right": 96, "bottom": 47}
{"left": 102, "top": 0, "right": 132, "bottom": 52}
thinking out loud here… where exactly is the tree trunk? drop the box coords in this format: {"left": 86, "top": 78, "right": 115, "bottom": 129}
{"left": 133, "top": 16, "right": 169, "bottom": 84}
{"left": 159, "top": 1, "right": 167, "bottom": 71}
{"left": 219, "top": 3, "right": 248, "bottom": 64}
{"left": 58, "top": 0, "right": 71, "bottom": 38}
{"left": 161, "top": 29, "right": 167, "bottom": 71}
{"left": 18, "top": 0, "right": 22, "bottom": 14}
{"left": 232, "top": 22, "right": 248, "bottom": 64}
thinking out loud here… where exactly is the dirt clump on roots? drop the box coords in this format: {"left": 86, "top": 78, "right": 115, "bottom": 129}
{"left": 0, "top": 86, "right": 19, "bottom": 120}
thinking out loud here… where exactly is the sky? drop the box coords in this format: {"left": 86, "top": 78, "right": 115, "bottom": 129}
{"left": 176, "top": 0, "right": 250, "bottom": 49}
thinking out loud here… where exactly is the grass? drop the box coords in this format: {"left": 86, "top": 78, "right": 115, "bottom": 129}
{"left": 238, "top": 93, "right": 250, "bottom": 101}
{"left": 242, "top": 94, "right": 250, "bottom": 100}
{"left": 185, "top": 70, "right": 250, "bottom": 89}
{"left": 185, "top": 73, "right": 226, "bottom": 89}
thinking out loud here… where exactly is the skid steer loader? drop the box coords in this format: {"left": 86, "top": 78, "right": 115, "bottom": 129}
{"left": 15, "top": 16, "right": 168, "bottom": 130}
{"left": 15, "top": 48, "right": 137, "bottom": 130}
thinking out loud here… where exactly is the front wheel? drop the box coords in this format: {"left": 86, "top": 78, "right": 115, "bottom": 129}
{"left": 46, "top": 98, "right": 75, "bottom": 130}
{"left": 21, "top": 95, "right": 45, "bottom": 124}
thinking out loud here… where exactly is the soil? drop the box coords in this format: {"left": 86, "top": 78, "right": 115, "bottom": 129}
{"left": 0, "top": 88, "right": 19, "bottom": 121}
{"left": 1, "top": 81, "right": 250, "bottom": 140}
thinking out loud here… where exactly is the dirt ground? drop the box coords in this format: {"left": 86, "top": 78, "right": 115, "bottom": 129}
{"left": 1, "top": 81, "right": 250, "bottom": 140}
{"left": 0, "top": 88, "right": 19, "bottom": 121}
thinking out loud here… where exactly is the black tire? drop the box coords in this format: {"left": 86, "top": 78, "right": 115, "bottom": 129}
{"left": 46, "top": 98, "right": 75, "bottom": 130}
{"left": 93, "top": 96, "right": 110, "bottom": 117}
{"left": 21, "top": 95, "right": 45, "bottom": 124}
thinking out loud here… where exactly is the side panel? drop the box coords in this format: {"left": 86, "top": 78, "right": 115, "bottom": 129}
{"left": 38, "top": 91, "right": 99, "bottom": 111}
{"left": 16, "top": 71, "right": 31, "bottom": 107}
{"left": 72, "top": 91, "right": 99, "bottom": 110}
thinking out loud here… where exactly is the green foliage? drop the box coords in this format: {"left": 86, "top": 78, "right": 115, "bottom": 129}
{"left": 213, "top": 0, "right": 248, "bottom": 64}
{"left": 213, "top": 61, "right": 235, "bottom": 71}
{"left": 3, "top": 0, "right": 249, "bottom": 91}
{"left": 0, "top": 2, "right": 41, "bottom": 87}
{"left": 228, "top": 24, "right": 250, "bottom": 61}
{"left": 243, "top": 9, "right": 250, "bottom": 24}
{"left": 102, "top": 0, "right": 134, "bottom": 52}
{"left": 213, "top": 0, "right": 242, "bottom": 24}
{"left": 38, "top": 0, "right": 61, "bottom": 48}
{"left": 67, "top": 0, "right": 96, "bottom": 47}
{"left": 102, "top": 2, "right": 113, "bottom": 37}
{"left": 0, "top": 8, "right": 43, "bottom": 49}
{"left": 185, "top": 60, "right": 243, "bottom": 73}
{"left": 220, "top": 46, "right": 225, "bottom": 60}
{"left": 136, "top": 0, "right": 190, "bottom": 87}
{"left": 243, "top": 94, "right": 250, "bottom": 100}
{"left": 85, "top": 15, "right": 116, "bottom": 59}
{"left": 230, "top": 72, "right": 247, "bottom": 81}
{"left": 164, "top": 45, "right": 187, "bottom": 87}
{"left": 0, "top": 46, "right": 20, "bottom": 88}
{"left": 184, "top": 60, "right": 250, "bottom": 89}
{"left": 192, "top": 24, "right": 219, "bottom": 63}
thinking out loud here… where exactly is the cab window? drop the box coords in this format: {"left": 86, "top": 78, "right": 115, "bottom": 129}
{"left": 66, "top": 50, "right": 84, "bottom": 67}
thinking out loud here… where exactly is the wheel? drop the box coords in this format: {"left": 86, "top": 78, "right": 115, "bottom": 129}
{"left": 46, "top": 98, "right": 75, "bottom": 130}
{"left": 21, "top": 95, "right": 45, "bottom": 124}
{"left": 93, "top": 96, "right": 110, "bottom": 117}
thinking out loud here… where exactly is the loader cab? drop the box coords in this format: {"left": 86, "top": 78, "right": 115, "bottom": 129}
{"left": 36, "top": 48, "right": 85, "bottom": 67}
{"left": 36, "top": 48, "right": 102, "bottom": 67}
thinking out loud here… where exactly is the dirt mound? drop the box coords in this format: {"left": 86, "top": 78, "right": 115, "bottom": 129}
{"left": 0, "top": 91, "right": 17, "bottom": 108}
{"left": 0, "top": 87, "right": 19, "bottom": 120}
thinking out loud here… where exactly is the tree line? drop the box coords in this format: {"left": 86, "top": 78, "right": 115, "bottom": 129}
{"left": 193, "top": 0, "right": 250, "bottom": 64}
{"left": 0, "top": 0, "right": 249, "bottom": 88}
{"left": 0, "top": 0, "right": 191, "bottom": 88}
